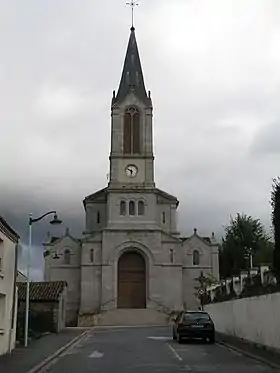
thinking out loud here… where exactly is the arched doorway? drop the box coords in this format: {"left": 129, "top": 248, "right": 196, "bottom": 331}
{"left": 117, "top": 251, "right": 146, "bottom": 309}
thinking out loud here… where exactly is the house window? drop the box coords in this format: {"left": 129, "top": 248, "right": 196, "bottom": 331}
{"left": 138, "top": 201, "right": 145, "bottom": 215}
{"left": 123, "top": 107, "right": 141, "bottom": 154}
{"left": 162, "top": 212, "right": 166, "bottom": 224}
{"left": 90, "top": 249, "right": 94, "bottom": 263}
{"left": 120, "top": 201, "right": 126, "bottom": 215}
{"left": 129, "top": 201, "right": 135, "bottom": 216}
{"left": 64, "top": 249, "right": 71, "bottom": 265}
{"left": 97, "top": 211, "right": 100, "bottom": 224}
{"left": 193, "top": 250, "right": 200, "bottom": 266}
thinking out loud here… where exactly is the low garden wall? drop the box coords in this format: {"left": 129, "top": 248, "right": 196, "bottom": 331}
{"left": 205, "top": 291, "right": 280, "bottom": 351}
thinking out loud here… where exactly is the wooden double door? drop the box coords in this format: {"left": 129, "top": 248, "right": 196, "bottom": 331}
{"left": 117, "top": 251, "right": 146, "bottom": 309}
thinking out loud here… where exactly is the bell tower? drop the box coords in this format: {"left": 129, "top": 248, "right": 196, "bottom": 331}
{"left": 108, "top": 27, "right": 155, "bottom": 189}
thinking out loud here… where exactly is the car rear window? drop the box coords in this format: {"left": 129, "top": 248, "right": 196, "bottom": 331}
{"left": 183, "top": 312, "right": 210, "bottom": 321}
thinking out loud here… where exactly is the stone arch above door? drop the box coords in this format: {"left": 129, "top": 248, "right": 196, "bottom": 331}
{"left": 108, "top": 240, "right": 154, "bottom": 266}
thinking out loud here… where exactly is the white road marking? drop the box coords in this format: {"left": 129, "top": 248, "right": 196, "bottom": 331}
{"left": 88, "top": 350, "right": 104, "bottom": 358}
{"left": 168, "top": 343, "right": 183, "bottom": 361}
{"left": 148, "top": 336, "right": 172, "bottom": 341}
{"left": 184, "top": 365, "right": 193, "bottom": 371}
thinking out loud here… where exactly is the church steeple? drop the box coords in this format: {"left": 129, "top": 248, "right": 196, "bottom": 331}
{"left": 112, "top": 27, "right": 151, "bottom": 106}
{"left": 109, "top": 26, "right": 154, "bottom": 189}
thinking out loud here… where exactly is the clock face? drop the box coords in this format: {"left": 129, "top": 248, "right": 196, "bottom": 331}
{"left": 125, "top": 165, "right": 138, "bottom": 178}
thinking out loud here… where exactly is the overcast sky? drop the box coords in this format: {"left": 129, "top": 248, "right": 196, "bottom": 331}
{"left": 1, "top": 0, "right": 279, "bottom": 278}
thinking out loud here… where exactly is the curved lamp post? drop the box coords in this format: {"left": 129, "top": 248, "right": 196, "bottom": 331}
{"left": 24, "top": 211, "right": 62, "bottom": 348}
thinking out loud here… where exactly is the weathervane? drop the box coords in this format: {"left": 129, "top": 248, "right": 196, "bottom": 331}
{"left": 126, "top": 0, "right": 139, "bottom": 28}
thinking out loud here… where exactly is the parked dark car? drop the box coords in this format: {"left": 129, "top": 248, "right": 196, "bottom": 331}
{"left": 172, "top": 310, "right": 215, "bottom": 344}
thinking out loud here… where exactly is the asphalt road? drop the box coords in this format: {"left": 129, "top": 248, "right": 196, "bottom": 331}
{"left": 41, "top": 327, "right": 277, "bottom": 373}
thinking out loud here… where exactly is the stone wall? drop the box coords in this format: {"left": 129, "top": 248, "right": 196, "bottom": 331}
{"left": 78, "top": 313, "right": 97, "bottom": 327}
{"left": 205, "top": 292, "right": 280, "bottom": 351}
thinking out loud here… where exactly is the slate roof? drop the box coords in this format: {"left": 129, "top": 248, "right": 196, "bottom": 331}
{"left": 112, "top": 27, "right": 151, "bottom": 106}
{"left": 17, "top": 281, "right": 67, "bottom": 302}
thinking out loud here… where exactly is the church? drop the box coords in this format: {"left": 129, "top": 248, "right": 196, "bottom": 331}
{"left": 43, "top": 26, "right": 220, "bottom": 326}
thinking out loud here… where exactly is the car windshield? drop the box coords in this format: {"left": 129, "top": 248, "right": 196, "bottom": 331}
{"left": 183, "top": 312, "right": 210, "bottom": 321}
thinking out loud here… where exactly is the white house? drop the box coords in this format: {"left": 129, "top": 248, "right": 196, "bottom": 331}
{"left": 0, "top": 216, "right": 20, "bottom": 356}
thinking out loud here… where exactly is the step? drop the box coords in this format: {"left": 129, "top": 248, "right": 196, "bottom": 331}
{"left": 96, "top": 308, "right": 169, "bottom": 327}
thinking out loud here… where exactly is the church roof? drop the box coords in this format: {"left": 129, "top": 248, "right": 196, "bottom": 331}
{"left": 155, "top": 188, "right": 179, "bottom": 206}
{"left": 180, "top": 229, "right": 216, "bottom": 246}
{"left": 112, "top": 27, "right": 151, "bottom": 106}
{"left": 181, "top": 236, "right": 211, "bottom": 244}
{"left": 50, "top": 236, "right": 60, "bottom": 244}
{"left": 83, "top": 187, "right": 108, "bottom": 206}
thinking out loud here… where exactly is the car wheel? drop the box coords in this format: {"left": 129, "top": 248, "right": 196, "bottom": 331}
{"left": 208, "top": 335, "right": 215, "bottom": 344}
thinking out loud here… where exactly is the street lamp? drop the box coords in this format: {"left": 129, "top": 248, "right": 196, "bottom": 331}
{"left": 24, "top": 211, "right": 62, "bottom": 348}
{"left": 244, "top": 247, "right": 253, "bottom": 269}
{"left": 244, "top": 247, "right": 253, "bottom": 285}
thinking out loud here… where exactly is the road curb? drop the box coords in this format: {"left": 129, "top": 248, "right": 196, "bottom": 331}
{"left": 27, "top": 329, "right": 91, "bottom": 373}
{"left": 93, "top": 324, "right": 169, "bottom": 329}
{"left": 217, "top": 340, "right": 280, "bottom": 370}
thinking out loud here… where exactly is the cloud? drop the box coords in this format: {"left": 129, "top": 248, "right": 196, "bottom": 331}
{"left": 34, "top": 84, "right": 90, "bottom": 118}
{"left": 0, "top": 0, "right": 279, "bottom": 277}
{"left": 250, "top": 122, "right": 280, "bottom": 155}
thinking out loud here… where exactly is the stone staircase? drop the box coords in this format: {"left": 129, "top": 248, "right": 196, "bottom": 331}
{"left": 95, "top": 308, "right": 170, "bottom": 326}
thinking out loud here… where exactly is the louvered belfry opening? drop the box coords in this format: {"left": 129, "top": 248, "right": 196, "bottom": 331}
{"left": 123, "top": 107, "right": 140, "bottom": 154}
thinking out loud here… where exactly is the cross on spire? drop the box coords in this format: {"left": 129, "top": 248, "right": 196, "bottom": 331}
{"left": 126, "top": 0, "right": 139, "bottom": 28}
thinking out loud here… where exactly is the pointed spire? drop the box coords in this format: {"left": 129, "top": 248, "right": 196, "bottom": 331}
{"left": 113, "top": 27, "right": 151, "bottom": 106}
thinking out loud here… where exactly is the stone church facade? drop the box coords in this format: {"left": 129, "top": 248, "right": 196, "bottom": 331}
{"left": 43, "top": 27, "right": 219, "bottom": 326}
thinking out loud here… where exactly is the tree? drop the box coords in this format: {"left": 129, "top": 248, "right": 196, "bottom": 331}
{"left": 271, "top": 177, "right": 280, "bottom": 283}
{"left": 220, "top": 213, "right": 271, "bottom": 278}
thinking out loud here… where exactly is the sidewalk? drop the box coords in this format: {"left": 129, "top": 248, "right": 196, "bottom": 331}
{"left": 0, "top": 328, "right": 88, "bottom": 373}
{"left": 217, "top": 332, "right": 280, "bottom": 369}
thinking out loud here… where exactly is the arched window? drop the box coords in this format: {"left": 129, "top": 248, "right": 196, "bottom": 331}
{"left": 162, "top": 212, "right": 166, "bottom": 224}
{"left": 138, "top": 200, "right": 145, "bottom": 215}
{"left": 170, "top": 249, "right": 174, "bottom": 263}
{"left": 97, "top": 211, "right": 100, "bottom": 224}
{"left": 193, "top": 250, "right": 200, "bottom": 266}
{"left": 123, "top": 107, "right": 140, "bottom": 154}
{"left": 64, "top": 249, "right": 70, "bottom": 265}
{"left": 120, "top": 201, "right": 126, "bottom": 215}
{"left": 90, "top": 249, "right": 94, "bottom": 263}
{"left": 129, "top": 201, "right": 135, "bottom": 216}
